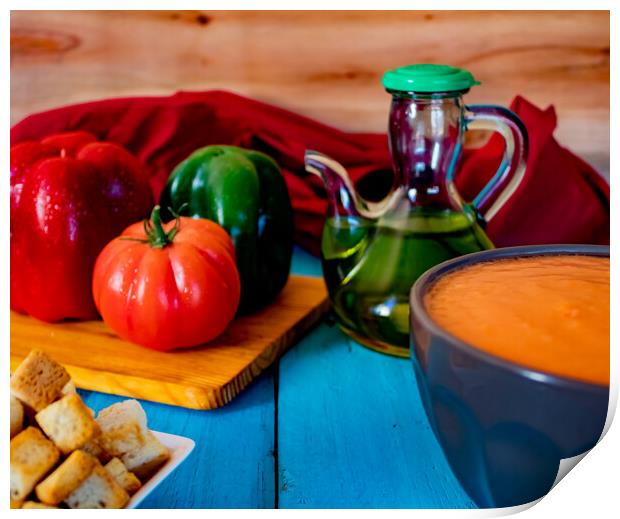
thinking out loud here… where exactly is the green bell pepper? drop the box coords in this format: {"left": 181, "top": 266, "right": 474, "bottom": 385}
{"left": 160, "top": 145, "right": 294, "bottom": 313}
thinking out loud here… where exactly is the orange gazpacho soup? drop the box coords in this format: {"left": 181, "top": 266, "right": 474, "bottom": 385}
{"left": 424, "top": 255, "right": 609, "bottom": 386}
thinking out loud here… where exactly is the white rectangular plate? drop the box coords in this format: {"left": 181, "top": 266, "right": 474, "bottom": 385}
{"left": 127, "top": 430, "right": 195, "bottom": 509}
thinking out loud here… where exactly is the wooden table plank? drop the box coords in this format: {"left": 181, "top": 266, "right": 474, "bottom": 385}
{"left": 277, "top": 323, "right": 475, "bottom": 508}
{"left": 80, "top": 370, "right": 276, "bottom": 508}
{"left": 290, "top": 245, "right": 324, "bottom": 278}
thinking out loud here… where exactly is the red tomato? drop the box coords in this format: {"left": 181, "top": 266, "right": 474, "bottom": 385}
{"left": 92, "top": 206, "right": 241, "bottom": 351}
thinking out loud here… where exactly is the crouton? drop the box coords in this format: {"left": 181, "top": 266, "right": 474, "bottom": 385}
{"left": 36, "top": 450, "right": 97, "bottom": 505}
{"left": 10, "top": 499, "right": 24, "bottom": 509}
{"left": 61, "top": 379, "right": 77, "bottom": 396}
{"left": 65, "top": 463, "right": 129, "bottom": 509}
{"left": 11, "top": 394, "right": 24, "bottom": 438}
{"left": 96, "top": 399, "right": 148, "bottom": 457}
{"left": 82, "top": 437, "right": 112, "bottom": 464}
{"left": 10, "top": 350, "right": 71, "bottom": 411}
{"left": 35, "top": 393, "right": 101, "bottom": 454}
{"left": 104, "top": 457, "right": 142, "bottom": 495}
{"left": 10, "top": 427, "right": 61, "bottom": 501}
{"left": 22, "top": 501, "right": 59, "bottom": 509}
{"left": 121, "top": 431, "right": 170, "bottom": 480}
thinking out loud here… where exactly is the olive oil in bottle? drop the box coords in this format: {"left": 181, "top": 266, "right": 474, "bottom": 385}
{"left": 322, "top": 207, "right": 493, "bottom": 356}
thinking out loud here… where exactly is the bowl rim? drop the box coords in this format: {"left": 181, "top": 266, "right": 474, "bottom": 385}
{"left": 410, "top": 244, "right": 609, "bottom": 394}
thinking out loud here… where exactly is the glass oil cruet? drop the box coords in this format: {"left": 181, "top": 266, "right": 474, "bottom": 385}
{"left": 305, "top": 64, "right": 528, "bottom": 357}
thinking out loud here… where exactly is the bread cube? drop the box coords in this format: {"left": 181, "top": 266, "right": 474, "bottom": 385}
{"left": 36, "top": 450, "right": 97, "bottom": 505}
{"left": 105, "top": 457, "right": 142, "bottom": 495}
{"left": 36, "top": 393, "right": 101, "bottom": 454}
{"left": 65, "top": 463, "right": 129, "bottom": 509}
{"left": 96, "top": 399, "right": 148, "bottom": 457}
{"left": 82, "top": 436, "right": 112, "bottom": 464}
{"left": 10, "top": 427, "right": 61, "bottom": 501}
{"left": 11, "top": 394, "right": 24, "bottom": 438}
{"left": 10, "top": 349, "right": 71, "bottom": 411}
{"left": 61, "top": 379, "right": 77, "bottom": 396}
{"left": 121, "top": 431, "right": 170, "bottom": 480}
{"left": 22, "top": 501, "right": 59, "bottom": 509}
{"left": 10, "top": 499, "right": 24, "bottom": 509}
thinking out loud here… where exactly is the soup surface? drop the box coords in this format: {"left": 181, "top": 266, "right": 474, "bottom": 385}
{"left": 424, "top": 255, "right": 609, "bottom": 385}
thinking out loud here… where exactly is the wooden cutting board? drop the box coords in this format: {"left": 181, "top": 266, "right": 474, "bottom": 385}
{"left": 10, "top": 275, "right": 328, "bottom": 410}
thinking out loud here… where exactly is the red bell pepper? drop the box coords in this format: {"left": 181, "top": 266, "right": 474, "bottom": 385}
{"left": 11, "top": 131, "right": 154, "bottom": 322}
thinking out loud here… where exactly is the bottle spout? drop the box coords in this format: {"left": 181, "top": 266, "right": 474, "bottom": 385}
{"left": 305, "top": 150, "right": 362, "bottom": 217}
{"left": 305, "top": 150, "right": 403, "bottom": 219}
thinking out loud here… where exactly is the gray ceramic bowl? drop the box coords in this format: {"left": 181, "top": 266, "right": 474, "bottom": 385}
{"left": 409, "top": 245, "right": 609, "bottom": 508}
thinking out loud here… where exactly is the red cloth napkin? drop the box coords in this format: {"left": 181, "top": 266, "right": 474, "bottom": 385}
{"left": 11, "top": 90, "right": 609, "bottom": 254}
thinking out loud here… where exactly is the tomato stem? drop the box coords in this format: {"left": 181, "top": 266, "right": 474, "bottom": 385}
{"left": 119, "top": 205, "right": 187, "bottom": 248}
{"left": 146, "top": 205, "right": 179, "bottom": 248}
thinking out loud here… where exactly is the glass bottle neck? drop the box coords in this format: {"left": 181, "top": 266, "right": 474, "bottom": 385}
{"left": 387, "top": 92, "right": 466, "bottom": 210}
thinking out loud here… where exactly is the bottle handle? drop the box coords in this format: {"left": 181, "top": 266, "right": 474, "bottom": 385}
{"left": 465, "top": 105, "right": 529, "bottom": 222}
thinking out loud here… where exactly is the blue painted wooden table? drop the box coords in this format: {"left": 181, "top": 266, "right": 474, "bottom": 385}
{"left": 80, "top": 247, "right": 475, "bottom": 509}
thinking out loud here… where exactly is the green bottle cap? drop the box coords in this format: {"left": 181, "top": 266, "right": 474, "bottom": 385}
{"left": 382, "top": 64, "right": 480, "bottom": 93}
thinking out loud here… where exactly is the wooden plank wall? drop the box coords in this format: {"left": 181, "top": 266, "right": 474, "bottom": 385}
{"left": 10, "top": 10, "right": 610, "bottom": 176}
